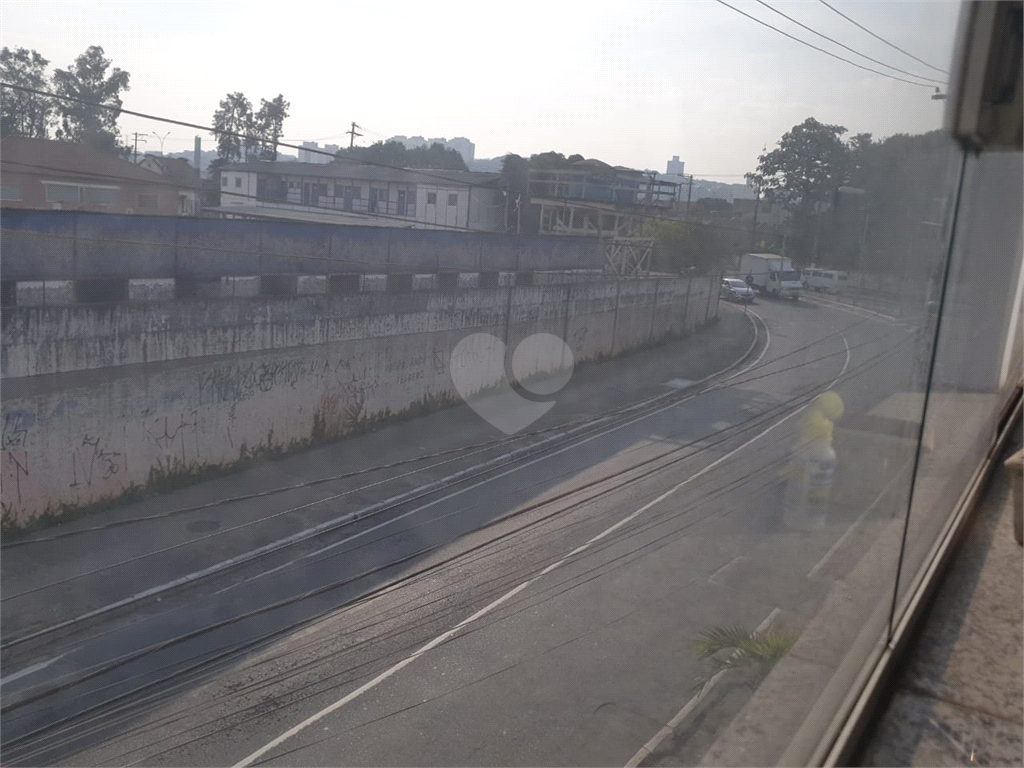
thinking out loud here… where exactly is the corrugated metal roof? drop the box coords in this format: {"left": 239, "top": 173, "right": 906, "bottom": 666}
{"left": 0, "top": 136, "right": 177, "bottom": 185}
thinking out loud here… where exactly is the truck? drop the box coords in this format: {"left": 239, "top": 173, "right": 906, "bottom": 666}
{"left": 739, "top": 253, "right": 803, "bottom": 300}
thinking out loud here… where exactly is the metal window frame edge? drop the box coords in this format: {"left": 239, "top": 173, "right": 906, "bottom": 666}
{"left": 944, "top": 0, "right": 1024, "bottom": 152}
{"left": 814, "top": 389, "right": 1022, "bottom": 767}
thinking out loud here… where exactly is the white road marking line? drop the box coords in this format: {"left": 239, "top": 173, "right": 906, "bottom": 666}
{"left": 234, "top": 337, "right": 847, "bottom": 768}
{"left": 623, "top": 608, "right": 782, "bottom": 768}
{"left": 8, "top": 307, "right": 766, "bottom": 651}
{"left": 0, "top": 655, "right": 64, "bottom": 688}
{"left": 806, "top": 296, "right": 899, "bottom": 323}
{"left": 708, "top": 555, "right": 743, "bottom": 586}
{"left": 223, "top": 312, "right": 773, "bottom": 588}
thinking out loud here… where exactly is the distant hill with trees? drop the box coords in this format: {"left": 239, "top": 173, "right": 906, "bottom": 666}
{"left": 334, "top": 140, "right": 468, "bottom": 171}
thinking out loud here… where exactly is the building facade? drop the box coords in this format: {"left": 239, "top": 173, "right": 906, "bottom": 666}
{"left": 214, "top": 161, "right": 503, "bottom": 230}
{"left": 297, "top": 142, "right": 341, "bottom": 163}
{"left": 138, "top": 154, "right": 205, "bottom": 215}
{"left": 0, "top": 137, "right": 188, "bottom": 216}
{"left": 666, "top": 155, "right": 685, "bottom": 176}
{"left": 530, "top": 159, "right": 680, "bottom": 237}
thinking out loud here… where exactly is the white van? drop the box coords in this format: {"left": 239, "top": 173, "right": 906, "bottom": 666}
{"left": 803, "top": 268, "right": 849, "bottom": 294}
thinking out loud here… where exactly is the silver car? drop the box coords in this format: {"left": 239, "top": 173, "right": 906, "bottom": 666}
{"left": 721, "top": 278, "right": 755, "bottom": 303}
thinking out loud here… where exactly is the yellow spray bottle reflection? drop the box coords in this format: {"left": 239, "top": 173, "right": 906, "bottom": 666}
{"left": 783, "top": 390, "right": 844, "bottom": 529}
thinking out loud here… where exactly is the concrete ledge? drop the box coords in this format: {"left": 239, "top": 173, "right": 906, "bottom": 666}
{"left": 458, "top": 272, "right": 480, "bottom": 289}
{"left": 360, "top": 274, "right": 387, "bottom": 292}
{"left": 412, "top": 274, "right": 437, "bottom": 291}
{"left": 296, "top": 275, "right": 328, "bottom": 295}
{"left": 128, "top": 279, "right": 176, "bottom": 302}
{"left": 328, "top": 274, "right": 361, "bottom": 294}
{"left": 15, "top": 280, "right": 76, "bottom": 306}
{"left": 259, "top": 275, "right": 298, "bottom": 297}
{"left": 699, "top": 518, "right": 903, "bottom": 767}
{"left": 224, "top": 276, "right": 259, "bottom": 298}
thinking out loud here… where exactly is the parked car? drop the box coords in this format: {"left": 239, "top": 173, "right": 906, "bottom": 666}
{"left": 721, "top": 278, "right": 755, "bottom": 303}
{"left": 803, "top": 268, "right": 849, "bottom": 293}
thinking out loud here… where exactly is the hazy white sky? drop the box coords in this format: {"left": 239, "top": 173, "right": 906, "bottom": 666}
{"left": 3, "top": 0, "right": 962, "bottom": 179}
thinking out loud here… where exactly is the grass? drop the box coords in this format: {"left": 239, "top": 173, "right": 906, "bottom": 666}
{"left": 692, "top": 624, "right": 798, "bottom": 696}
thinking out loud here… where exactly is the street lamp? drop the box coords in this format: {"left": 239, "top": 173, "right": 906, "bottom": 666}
{"left": 152, "top": 131, "right": 171, "bottom": 153}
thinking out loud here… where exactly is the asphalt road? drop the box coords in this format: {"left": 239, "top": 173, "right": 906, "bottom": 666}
{"left": 1, "top": 296, "right": 925, "bottom": 767}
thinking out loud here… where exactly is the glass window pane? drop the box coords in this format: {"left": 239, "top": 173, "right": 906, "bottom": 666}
{"left": 82, "top": 187, "right": 118, "bottom": 204}
{"left": 45, "top": 183, "right": 79, "bottom": 203}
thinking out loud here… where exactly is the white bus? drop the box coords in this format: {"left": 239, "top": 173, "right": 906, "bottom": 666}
{"left": 803, "top": 268, "right": 849, "bottom": 294}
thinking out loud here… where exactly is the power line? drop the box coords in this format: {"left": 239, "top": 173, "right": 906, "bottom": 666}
{"left": 0, "top": 84, "right": 790, "bottom": 239}
{"left": 816, "top": 0, "right": 950, "bottom": 75}
{"left": 714, "top": 0, "right": 936, "bottom": 88}
{"left": 753, "top": 0, "right": 945, "bottom": 84}
{"left": 2, "top": 81, "right": 730, "bottom": 210}
{"left": 1, "top": 155, "right": 790, "bottom": 243}
{"left": 0, "top": 83, "right": 496, "bottom": 192}
{"left": 1, "top": 159, "right": 477, "bottom": 233}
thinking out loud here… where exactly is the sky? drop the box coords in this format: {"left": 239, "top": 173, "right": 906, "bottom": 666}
{"left": 2, "top": 0, "right": 963, "bottom": 180}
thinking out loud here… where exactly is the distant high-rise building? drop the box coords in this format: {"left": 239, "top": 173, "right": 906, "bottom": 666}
{"left": 297, "top": 142, "right": 337, "bottom": 163}
{"left": 666, "top": 155, "right": 685, "bottom": 176}
{"left": 386, "top": 135, "right": 475, "bottom": 165}
{"left": 446, "top": 137, "right": 475, "bottom": 164}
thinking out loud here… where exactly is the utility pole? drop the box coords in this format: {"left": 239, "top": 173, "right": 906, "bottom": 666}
{"left": 750, "top": 189, "right": 761, "bottom": 250}
{"left": 684, "top": 174, "right": 694, "bottom": 221}
{"left": 346, "top": 122, "right": 363, "bottom": 149}
{"left": 130, "top": 132, "right": 147, "bottom": 162}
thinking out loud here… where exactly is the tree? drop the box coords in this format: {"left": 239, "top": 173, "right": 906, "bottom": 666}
{"left": 499, "top": 153, "right": 531, "bottom": 233}
{"left": 690, "top": 197, "right": 733, "bottom": 222}
{"left": 0, "top": 47, "right": 54, "bottom": 138}
{"left": 335, "top": 140, "right": 468, "bottom": 171}
{"left": 746, "top": 117, "right": 857, "bottom": 261}
{"left": 51, "top": 45, "right": 130, "bottom": 155}
{"left": 832, "top": 130, "right": 957, "bottom": 278}
{"left": 643, "top": 218, "right": 729, "bottom": 275}
{"left": 252, "top": 94, "right": 289, "bottom": 161}
{"left": 212, "top": 92, "right": 252, "bottom": 163}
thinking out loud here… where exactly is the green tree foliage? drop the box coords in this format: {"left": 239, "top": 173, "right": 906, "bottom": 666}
{"left": 690, "top": 197, "right": 733, "bottom": 222}
{"left": 335, "top": 140, "right": 468, "bottom": 171}
{"left": 212, "top": 92, "right": 252, "bottom": 163}
{"left": 643, "top": 218, "right": 729, "bottom": 275}
{"left": 746, "top": 118, "right": 868, "bottom": 262}
{"left": 212, "top": 92, "right": 290, "bottom": 163}
{"left": 51, "top": 45, "right": 130, "bottom": 155}
{"left": 252, "top": 95, "right": 289, "bottom": 161}
{"left": 833, "top": 130, "right": 958, "bottom": 278}
{"left": 0, "top": 47, "right": 54, "bottom": 138}
{"left": 496, "top": 153, "right": 545, "bottom": 233}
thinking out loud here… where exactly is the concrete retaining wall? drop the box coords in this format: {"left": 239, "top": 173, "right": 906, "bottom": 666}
{"left": 0, "top": 275, "right": 719, "bottom": 526}
{"left": 0, "top": 209, "right": 601, "bottom": 282}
